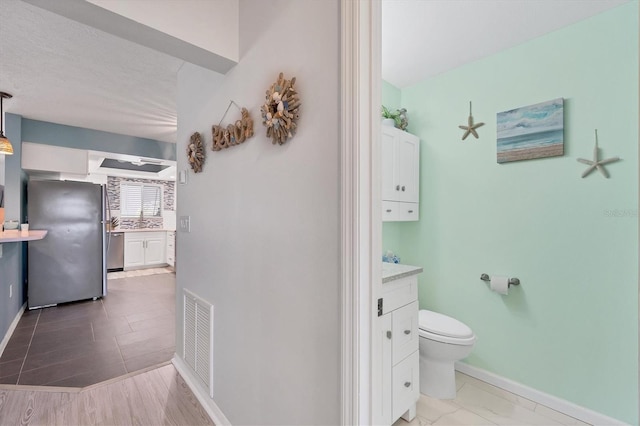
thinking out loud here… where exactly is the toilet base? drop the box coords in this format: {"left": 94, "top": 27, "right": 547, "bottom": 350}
{"left": 419, "top": 357, "right": 457, "bottom": 399}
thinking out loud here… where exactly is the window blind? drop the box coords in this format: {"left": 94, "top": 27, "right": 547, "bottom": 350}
{"left": 120, "top": 183, "right": 162, "bottom": 217}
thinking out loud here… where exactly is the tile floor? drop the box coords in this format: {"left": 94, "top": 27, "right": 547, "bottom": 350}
{"left": 0, "top": 269, "right": 175, "bottom": 387}
{"left": 393, "top": 372, "right": 590, "bottom": 426}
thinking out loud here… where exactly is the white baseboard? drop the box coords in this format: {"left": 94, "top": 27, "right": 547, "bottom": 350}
{"left": 172, "top": 356, "right": 231, "bottom": 426}
{"left": 455, "top": 362, "right": 626, "bottom": 426}
{"left": 0, "top": 303, "right": 26, "bottom": 358}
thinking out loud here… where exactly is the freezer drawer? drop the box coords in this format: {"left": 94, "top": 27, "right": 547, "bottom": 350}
{"left": 107, "top": 232, "right": 124, "bottom": 271}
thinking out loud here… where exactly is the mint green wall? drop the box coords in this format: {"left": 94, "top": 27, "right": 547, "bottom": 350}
{"left": 382, "top": 79, "right": 401, "bottom": 111}
{"left": 393, "top": 4, "right": 638, "bottom": 423}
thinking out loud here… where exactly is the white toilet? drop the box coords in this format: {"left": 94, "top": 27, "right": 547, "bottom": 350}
{"left": 418, "top": 309, "right": 476, "bottom": 399}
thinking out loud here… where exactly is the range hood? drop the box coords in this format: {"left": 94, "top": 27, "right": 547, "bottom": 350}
{"left": 99, "top": 158, "right": 170, "bottom": 173}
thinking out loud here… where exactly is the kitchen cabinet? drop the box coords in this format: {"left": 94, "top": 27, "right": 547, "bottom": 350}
{"left": 375, "top": 274, "right": 420, "bottom": 425}
{"left": 124, "top": 231, "right": 166, "bottom": 269}
{"left": 166, "top": 231, "right": 175, "bottom": 267}
{"left": 381, "top": 126, "right": 420, "bottom": 221}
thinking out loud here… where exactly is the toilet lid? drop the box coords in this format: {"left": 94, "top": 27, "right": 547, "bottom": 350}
{"left": 419, "top": 310, "right": 473, "bottom": 339}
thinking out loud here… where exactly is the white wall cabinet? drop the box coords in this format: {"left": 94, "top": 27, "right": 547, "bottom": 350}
{"left": 375, "top": 276, "right": 420, "bottom": 425}
{"left": 124, "top": 231, "right": 167, "bottom": 269}
{"left": 381, "top": 126, "right": 420, "bottom": 221}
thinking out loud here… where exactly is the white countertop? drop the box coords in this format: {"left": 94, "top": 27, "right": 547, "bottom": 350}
{"left": 382, "top": 262, "right": 423, "bottom": 283}
{"left": 108, "top": 229, "right": 175, "bottom": 233}
{"left": 0, "top": 230, "right": 48, "bottom": 243}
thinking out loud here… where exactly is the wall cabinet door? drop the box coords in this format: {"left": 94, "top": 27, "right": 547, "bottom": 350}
{"left": 396, "top": 134, "right": 420, "bottom": 203}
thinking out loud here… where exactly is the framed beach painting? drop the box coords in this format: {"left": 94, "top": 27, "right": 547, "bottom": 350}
{"left": 496, "top": 98, "right": 564, "bottom": 163}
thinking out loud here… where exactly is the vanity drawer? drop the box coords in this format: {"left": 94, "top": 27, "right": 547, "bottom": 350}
{"left": 392, "top": 350, "right": 419, "bottom": 421}
{"left": 392, "top": 301, "right": 419, "bottom": 365}
{"left": 381, "top": 276, "right": 418, "bottom": 314}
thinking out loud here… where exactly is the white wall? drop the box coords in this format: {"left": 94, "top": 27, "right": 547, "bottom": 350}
{"left": 87, "top": 0, "right": 239, "bottom": 62}
{"left": 176, "top": 0, "right": 340, "bottom": 424}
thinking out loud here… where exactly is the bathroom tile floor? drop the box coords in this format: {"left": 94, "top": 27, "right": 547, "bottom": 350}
{"left": 0, "top": 270, "right": 175, "bottom": 387}
{"left": 393, "top": 372, "right": 590, "bottom": 426}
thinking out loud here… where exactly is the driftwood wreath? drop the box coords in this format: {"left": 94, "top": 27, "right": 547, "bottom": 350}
{"left": 212, "top": 105, "right": 254, "bottom": 151}
{"left": 187, "top": 132, "right": 205, "bottom": 173}
{"left": 261, "top": 72, "right": 301, "bottom": 145}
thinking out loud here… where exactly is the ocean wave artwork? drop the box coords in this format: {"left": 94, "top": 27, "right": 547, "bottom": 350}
{"left": 497, "top": 98, "right": 564, "bottom": 163}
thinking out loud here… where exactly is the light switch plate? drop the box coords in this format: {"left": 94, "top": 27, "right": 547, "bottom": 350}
{"left": 179, "top": 170, "right": 188, "bottom": 185}
{"left": 179, "top": 216, "right": 191, "bottom": 233}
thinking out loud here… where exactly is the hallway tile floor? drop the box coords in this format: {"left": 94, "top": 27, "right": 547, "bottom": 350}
{"left": 393, "top": 372, "right": 589, "bottom": 426}
{"left": 0, "top": 271, "right": 175, "bottom": 387}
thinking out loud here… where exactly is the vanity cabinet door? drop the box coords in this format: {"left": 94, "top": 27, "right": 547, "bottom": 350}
{"left": 392, "top": 301, "right": 419, "bottom": 365}
{"left": 392, "top": 351, "right": 420, "bottom": 421}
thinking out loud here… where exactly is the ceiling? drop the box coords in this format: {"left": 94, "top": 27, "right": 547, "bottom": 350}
{"left": 0, "top": 0, "right": 183, "bottom": 144}
{"left": 0, "top": 0, "right": 629, "bottom": 146}
{"left": 382, "top": 0, "right": 629, "bottom": 88}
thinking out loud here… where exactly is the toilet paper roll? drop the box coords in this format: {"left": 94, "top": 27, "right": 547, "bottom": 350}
{"left": 490, "top": 275, "right": 509, "bottom": 295}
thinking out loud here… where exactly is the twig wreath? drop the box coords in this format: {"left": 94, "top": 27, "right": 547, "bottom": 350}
{"left": 212, "top": 101, "right": 254, "bottom": 151}
{"left": 187, "top": 132, "right": 205, "bottom": 173}
{"left": 261, "top": 72, "right": 301, "bottom": 145}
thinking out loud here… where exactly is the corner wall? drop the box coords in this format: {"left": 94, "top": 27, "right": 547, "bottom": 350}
{"left": 175, "top": 0, "right": 340, "bottom": 424}
{"left": 391, "top": 4, "right": 638, "bottom": 423}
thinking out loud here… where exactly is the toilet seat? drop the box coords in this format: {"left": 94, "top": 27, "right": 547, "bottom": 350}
{"left": 418, "top": 310, "right": 476, "bottom": 346}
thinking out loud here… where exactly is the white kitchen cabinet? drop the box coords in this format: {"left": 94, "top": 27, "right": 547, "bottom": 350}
{"left": 166, "top": 231, "right": 175, "bottom": 267}
{"left": 381, "top": 126, "right": 420, "bottom": 222}
{"left": 124, "top": 231, "right": 166, "bottom": 269}
{"left": 375, "top": 276, "right": 420, "bottom": 425}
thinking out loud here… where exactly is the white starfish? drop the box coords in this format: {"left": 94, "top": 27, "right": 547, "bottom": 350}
{"left": 577, "top": 132, "right": 620, "bottom": 178}
{"left": 458, "top": 115, "right": 484, "bottom": 140}
{"left": 458, "top": 101, "right": 484, "bottom": 140}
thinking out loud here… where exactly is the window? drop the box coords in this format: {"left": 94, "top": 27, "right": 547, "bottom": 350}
{"left": 120, "top": 183, "right": 162, "bottom": 217}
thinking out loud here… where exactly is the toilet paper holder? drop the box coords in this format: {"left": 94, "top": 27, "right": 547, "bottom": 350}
{"left": 480, "top": 273, "right": 520, "bottom": 287}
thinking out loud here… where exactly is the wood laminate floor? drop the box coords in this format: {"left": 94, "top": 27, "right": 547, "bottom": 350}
{"left": 0, "top": 363, "right": 214, "bottom": 425}
{"left": 0, "top": 271, "right": 175, "bottom": 387}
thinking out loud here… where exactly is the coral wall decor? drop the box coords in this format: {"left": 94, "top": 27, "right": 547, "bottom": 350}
{"left": 212, "top": 104, "right": 254, "bottom": 151}
{"left": 261, "top": 72, "right": 301, "bottom": 145}
{"left": 187, "top": 132, "right": 205, "bottom": 173}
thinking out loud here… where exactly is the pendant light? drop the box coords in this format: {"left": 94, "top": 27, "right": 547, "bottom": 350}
{"left": 0, "top": 92, "right": 14, "bottom": 155}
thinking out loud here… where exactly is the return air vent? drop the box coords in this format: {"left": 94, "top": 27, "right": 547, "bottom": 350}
{"left": 183, "top": 289, "right": 214, "bottom": 398}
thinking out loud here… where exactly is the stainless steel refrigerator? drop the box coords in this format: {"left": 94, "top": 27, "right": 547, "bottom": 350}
{"left": 27, "top": 180, "right": 107, "bottom": 309}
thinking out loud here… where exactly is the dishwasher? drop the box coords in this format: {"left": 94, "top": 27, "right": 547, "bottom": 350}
{"left": 107, "top": 232, "right": 124, "bottom": 271}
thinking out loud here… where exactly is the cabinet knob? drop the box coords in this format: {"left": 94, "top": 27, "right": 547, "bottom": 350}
{"left": 396, "top": 185, "right": 400, "bottom": 191}
{"left": 404, "top": 382, "right": 411, "bottom": 388}
{"left": 401, "top": 186, "right": 406, "bottom": 191}
{"left": 408, "top": 210, "right": 414, "bottom": 213}
{"left": 386, "top": 330, "right": 392, "bottom": 340}
{"left": 404, "top": 329, "right": 411, "bottom": 335}
{"left": 386, "top": 209, "right": 392, "bottom": 213}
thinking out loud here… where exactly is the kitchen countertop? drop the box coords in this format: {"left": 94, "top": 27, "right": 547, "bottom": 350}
{"left": 108, "top": 229, "right": 176, "bottom": 233}
{"left": 0, "top": 230, "right": 48, "bottom": 243}
{"left": 382, "top": 262, "right": 423, "bottom": 283}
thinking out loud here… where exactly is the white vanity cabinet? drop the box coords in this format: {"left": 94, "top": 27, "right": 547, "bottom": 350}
{"left": 381, "top": 126, "right": 420, "bottom": 222}
{"left": 376, "top": 273, "right": 420, "bottom": 425}
{"left": 124, "top": 231, "right": 166, "bottom": 269}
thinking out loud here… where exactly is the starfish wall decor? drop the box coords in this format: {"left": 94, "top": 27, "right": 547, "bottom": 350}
{"left": 577, "top": 129, "right": 620, "bottom": 178}
{"left": 458, "top": 101, "right": 484, "bottom": 140}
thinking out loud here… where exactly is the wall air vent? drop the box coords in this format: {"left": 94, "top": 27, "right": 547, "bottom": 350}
{"left": 183, "top": 288, "right": 214, "bottom": 398}
{"left": 100, "top": 158, "right": 169, "bottom": 173}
